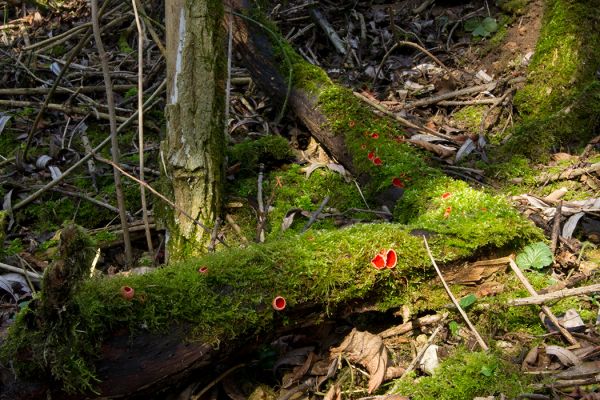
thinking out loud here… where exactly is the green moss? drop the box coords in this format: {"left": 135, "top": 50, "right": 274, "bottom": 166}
{"left": 227, "top": 135, "right": 294, "bottom": 174}
{"left": 390, "top": 350, "right": 532, "bottom": 399}
{"left": 453, "top": 105, "right": 486, "bottom": 132}
{"left": 497, "top": 0, "right": 529, "bottom": 15}
{"left": 506, "top": 0, "right": 600, "bottom": 158}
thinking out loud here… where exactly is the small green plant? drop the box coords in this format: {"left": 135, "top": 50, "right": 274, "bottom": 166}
{"left": 516, "top": 242, "right": 553, "bottom": 270}
{"left": 464, "top": 17, "right": 498, "bottom": 38}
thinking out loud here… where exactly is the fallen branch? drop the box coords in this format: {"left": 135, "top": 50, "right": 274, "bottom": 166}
{"left": 507, "top": 283, "right": 600, "bottom": 306}
{"left": 406, "top": 81, "right": 497, "bottom": 109}
{"left": 0, "top": 261, "right": 42, "bottom": 280}
{"left": 0, "top": 85, "right": 136, "bottom": 96}
{"left": 0, "top": 99, "right": 130, "bottom": 123}
{"left": 535, "top": 163, "right": 600, "bottom": 183}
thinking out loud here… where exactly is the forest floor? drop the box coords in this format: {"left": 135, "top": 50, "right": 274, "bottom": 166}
{"left": 1, "top": 0, "right": 600, "bottom": 399}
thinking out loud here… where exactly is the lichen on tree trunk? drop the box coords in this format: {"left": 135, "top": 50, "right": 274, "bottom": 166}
{"left": 164, "top": 0, "right": 226, "bottom": 261}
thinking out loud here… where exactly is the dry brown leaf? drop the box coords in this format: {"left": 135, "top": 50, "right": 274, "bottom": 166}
{"left": 282, "top": 351, "right": 315, "bottom": 389}
{"left": 330, "top": 329, "right": 388, "bottom": 393}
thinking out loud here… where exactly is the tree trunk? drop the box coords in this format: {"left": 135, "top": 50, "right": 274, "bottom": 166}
{"left": 164, "top": 0, "right": 226, "bottom": 261}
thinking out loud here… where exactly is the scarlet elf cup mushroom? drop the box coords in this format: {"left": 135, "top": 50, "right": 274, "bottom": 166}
{"left": 272, "top": 296, "right": 286, "bottom": 311}
{"left": 120, "top": 286, "right": 134, "bottom": 300}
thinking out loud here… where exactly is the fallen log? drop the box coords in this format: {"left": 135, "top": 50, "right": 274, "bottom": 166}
{"left": 0, "top": 3, "right": 541, "bottom": 398}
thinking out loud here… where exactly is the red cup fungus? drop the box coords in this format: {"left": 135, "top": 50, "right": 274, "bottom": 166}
{"left": 120, "top": 286, "right": 134, "bottom": 300}
{"left": 272, "top": 296, "right": 286, "bottom": 311}
{"left": 373, "top": 157, "right": 382, "bottom": 166}
{"left": 367, "top": 151, "right": 375, "bottom": 160}
{"left": 443, "top": 206, "right": 452, "bottom": 218}
{"left": 371, "top": 133, "right": 379, "bottom": 139}
{"left": 198, "top": 266, "right": 208, "bottom": 273}
{"left": 385, "top": 249, "right": 397, "bottom": 269}
{"left": 442, "top": 192, "right": 451, "bottom": 199}
{"left": 371, "top": 253, "right": 386, "bottom": 270}
{"left": 392, "top": 177, "right": 404, "bottom": 188}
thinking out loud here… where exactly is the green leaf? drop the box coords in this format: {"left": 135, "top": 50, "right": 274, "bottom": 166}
{"left": 516, "top": 242, "right": 554, "bottom": 270}
{"left": 480, "top": 365, "right": 495, "bottom": 377}
{"left": 448, "top": 321, "right": 460, "bottom": 337}
{"left": 464, "top": 18, "right": 480, "bottom": 32}
{"left": 481, "top": 17, "right": 498, "bottom": 33}
{"left": 459, "top": 293, "right": 477, "bottom": 309}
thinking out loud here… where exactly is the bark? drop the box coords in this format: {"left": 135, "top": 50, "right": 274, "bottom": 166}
{"left": 164, "top": 0, "right": 226, "bottom": 261}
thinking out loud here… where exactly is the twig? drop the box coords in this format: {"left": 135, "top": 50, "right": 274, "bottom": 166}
{"left": 132, "top": 0, "right": 154, "bottom": 256}
{"left": 310, "top": 8, "right": 346, "bottom": 55}
{"left": 437, "top": 98, "right": 498, "bottom": 106}
{"left": 0, "top": 100, "right": 131, "bottom": 123}
{"left": 35, "top": 186, "right": 120, "bottom": 214}
{"left": 0, "top": 85, "right": 136, "bottom": 96}
{"left": 207, "top": 217, "right": 222, "bottom": 252}
{"left": 22, "top": 0, "right": 112, "bottom": 160}
{"left": 0, "top": 261, "right": 42, "bottom": 280}
{"left": 91, "top": 0, "right": 133, "bottom": 266}
{"left": 301, "top": 196, "right": 329, "bottom": 232}
{"left": 423, "top": 236, "right": 489, "bottom": 351}
{"left": 133, "top": 0, "right": 167, "bottom": 58}
{"left": 11, "top": 80, "right": 166, "bottom": 212}
{"left": 550, "top": 201, "right": 562, "bottom": 254}
{"left": 15, "top": 255, "right": 37, "bottom": 294}
{"left": 80, "top": 130, "right": 99, "bottom": 192}
{"left": 256, "top": 163, "right": 266, "bottom": 243}
{"left": 406, "top": 81, "right": 497, "bottom": 109}
{"left": 534, "top": 162, "right": 600, "bottom": 183}
{"left": 95, "top": 157, "right": 227, "bottom": 247}
{"left": 374, "top": 40, "right": 449, "bottom": 86}
{"left": 399, "top": 316, "right": 446, "bottom": 379}
{"left": 507, "top": 283, "right": 600, "bottom": 306}
{"left": 507, "top": 259, "right": 579, "bottom": 347}
{"left": 190, "top": 363, "right": 245, "bottom": 400}
{"left": 380, "top": 313, "right": 445, "bottom": 339}
{"left": 353, "top": 91, "right": 457, "bottom": 142}
{"left": 225, "top": 214, "right": 249, "bottom": 244}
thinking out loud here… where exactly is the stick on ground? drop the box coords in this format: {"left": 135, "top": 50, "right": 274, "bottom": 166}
{"left": 423, "top": 236, "right": 489, "bottom": 351}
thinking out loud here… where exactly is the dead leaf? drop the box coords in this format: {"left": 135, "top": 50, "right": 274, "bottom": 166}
{"left": 546, "top": 345, "right": 581, "bottom": 367}
{"left": 282, "top": 351, "right": 315, "bottom": 389}
{"left": 330, "top": 329, "right": 388, "bottom": 393}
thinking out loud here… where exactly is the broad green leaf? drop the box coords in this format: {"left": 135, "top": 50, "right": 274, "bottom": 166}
{"left": 516, "top": 242, "right": 554, "bottom": 270}
{"left": 481, "top": 17, "right": 498, "bottom": 33}
{"left": 459, "top": 293, "right": 477, "bottom": 309}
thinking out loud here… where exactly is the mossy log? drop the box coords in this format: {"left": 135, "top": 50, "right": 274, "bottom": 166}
{"left": 0, "top": 3, "right": 544, "bottom": 399}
